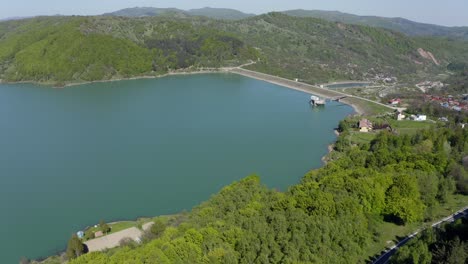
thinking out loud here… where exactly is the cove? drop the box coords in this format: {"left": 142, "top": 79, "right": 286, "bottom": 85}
{"left": 0, "top": 73, "right": 353, "bottom": 262}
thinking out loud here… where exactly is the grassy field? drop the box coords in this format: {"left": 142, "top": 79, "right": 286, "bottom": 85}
{"left": 389, "top": 120, "right": 436, "bottom": 135}
{"left": 366, "top": 221, "right": 419, "bottom": 260}
{"left": 341, "top": 97, "right": 394, "bottom": 116}
{"left": 346, "top": 119, "right": 433, "bottom": 145}
{"left": 348, "top": 131, "right": 377, "bottom": 145}
{"left": 84, "top": 221, "right": 138, "bottom": 239}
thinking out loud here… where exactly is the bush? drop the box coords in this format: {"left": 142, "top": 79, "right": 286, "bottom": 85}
{"left": 99, "top": 220, "right": 111, "bottom": 234}
{"left": 66, "top": 234, "right": 86, "bottom": 260}
{"left": 84, "top": 229, "right": 95, "bottom": 240}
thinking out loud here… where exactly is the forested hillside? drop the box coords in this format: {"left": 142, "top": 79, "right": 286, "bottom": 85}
{"left": 0, "top": 13, "right": 467, "bottom": 85}
{"left": 215, "top": 13, "right": 466, "bottom": 83}
{"left": 51, "top": 121, "right": 468, "bottom": 263}
{"left": 103, "top": 7, "right": 254, "bottom": 20}
{"left": 0, "top": 16, "right": 257, "bottom": 85}
{"left": 283, "top": 9, "right": 468, "bottom": 40}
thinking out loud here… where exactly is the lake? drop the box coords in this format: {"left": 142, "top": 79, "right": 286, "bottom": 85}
{"left": 0, "top": 73, "right": 353, "bottom": 262}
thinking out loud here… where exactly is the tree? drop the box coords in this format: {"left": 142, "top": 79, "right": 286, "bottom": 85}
{"left": 66, "top": 234, "right": 86, "bottom": 260}
{"left": 150, "top": 219, "right": 166, "bottom": 237}
{"left": 84, "top": 229, "right": 95, "bottom": 240}
{"left": 384, "top": 174, "right": 425, "bottom": 224}
{"left": 99, "top": 220, "right": 111, "bottom": 234}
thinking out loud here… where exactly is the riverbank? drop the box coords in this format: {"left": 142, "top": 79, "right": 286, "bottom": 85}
{"left": 0, "top": 67, "right": 229, "bottom": 89}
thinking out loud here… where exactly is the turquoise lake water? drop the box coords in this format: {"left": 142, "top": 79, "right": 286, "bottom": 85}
{"left": 0, "top": 73, "right": 353, "bottom": 262}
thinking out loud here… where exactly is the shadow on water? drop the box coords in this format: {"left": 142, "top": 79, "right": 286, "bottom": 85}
{"left": 309, "top": 105, "right": 326, "bottom": 112}
{"left": 309, "top": 103, "right": 350, "bottom": 112}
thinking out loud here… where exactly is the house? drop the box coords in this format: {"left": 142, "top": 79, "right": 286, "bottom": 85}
{"left": 396, "top": 112, "right": 406, "bottom": 121}
{"left": 359, "top": 119, "right": 373, "bottom": 132}
{"left": 414, "top": 115, "right": 427, "bottom": 121}
{"left": 389, "top": 98, "right": 401, "bottom": 105}
{"left": 94, "top": 231, "right": 104, "bottom": 238}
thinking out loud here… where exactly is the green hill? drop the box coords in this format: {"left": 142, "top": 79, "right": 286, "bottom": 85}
{"left": 0, "top": 13, "right": 467, "bottom": 85}
{"left": 187, "top": 7, "right": 254, "bottom": 20}
{"left": 283, "top": 9, "right": 468, "bottom": 40}
{"left": 0, "top": 16, "right": 257, "bottom": 85}
{"left": 58, "top": 124, "right": 467, "bottom": 264}
{"left": 103, "top": 7, "right": 254, "bottom": 20}
{"left": 214, "top": 13, "right": 467, "bottom": 83}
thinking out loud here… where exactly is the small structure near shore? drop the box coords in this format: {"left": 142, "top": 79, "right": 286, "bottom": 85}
{"left": 310, "top": 95, "right": 326, "bottom": 106}
{"left": 396, "top": 111, "right": 406, "bottom": 121}
{"left": 359, "top": 119, "right": 373, "bottom": 132}
{"left": 94, "top": 231, "right": 104, "bottom": 238}
{"left": 76, "top": 231, "right": 84, "bottom": 239}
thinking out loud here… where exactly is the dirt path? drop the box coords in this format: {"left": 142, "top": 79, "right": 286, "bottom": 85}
{"left": 84, "top": 227, "right": 143, "bottom": 252}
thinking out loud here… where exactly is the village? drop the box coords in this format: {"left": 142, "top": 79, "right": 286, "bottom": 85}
{"left": 423, "top": 94, "right": 468, "bottom": 112}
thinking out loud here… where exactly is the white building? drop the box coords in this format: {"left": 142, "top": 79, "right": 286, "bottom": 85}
{"left": 415, "top": 115, "right": 427, "bottom": 121}
{"left": 397, "top": 112, "right": 406, "bottom": 121}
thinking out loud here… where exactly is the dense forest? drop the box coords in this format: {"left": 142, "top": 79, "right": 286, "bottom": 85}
{"left": 0, "top": 16, "right": 257, "bottom": 85}
{"left": 390, "top": 218, "right": 468, "bottom": 263}
{"left": 38, "top": 121, "right": 466, "bottom": 263}
{"left": 1, "top": 13, "right": 468, "bottom": 85}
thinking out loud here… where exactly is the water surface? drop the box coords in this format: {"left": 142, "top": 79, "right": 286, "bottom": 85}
{"left": 0, "top": 73, "right": 353, "bottom": 262}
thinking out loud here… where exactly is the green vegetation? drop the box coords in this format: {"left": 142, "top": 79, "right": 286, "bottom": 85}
{"left": 103, "top": 7, "right": 254, "bottom": 20}
{"left": 7, "top": 12, "right": 468, "bottom": 263}
{"left": 83, "top": 221, "right": 139, "bottom": 241}
{"left": 283, "top": 9, "right": 468, "bottom": 40}
{"left": 445, "top": 70, "right": 468, "bottom": 94}
{"left": 407, "top": 101, "right": 468, "bottom": 124}
{"left": 390, "top": 218, "right": 468, "bottom": 263}
{"left": 99, "top": 220, "right": 111, "bottom": 234}
{"left": 57, "top": 120, "right": 467, "bottom": 263}
{"left": 65, "top": 234, "right": 86, "bottom": 260}
{"left": 1, "top": 13, "right": 467, "bottom": 86}
{"left": 0, "top": 16, "right": 257, "bottom": 85}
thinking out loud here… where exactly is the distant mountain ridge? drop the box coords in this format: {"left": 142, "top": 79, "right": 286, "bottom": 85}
{"left": 103, "top": 7, "right": 255, "bottom": 20}
{"left": 282, "top": 9, "right": 468, "bottom": 40}
{"left": 103, "top": 7, "right": 468, "bottom": 39}
{"left": 1, "top": 13, "right": 467, "bottom": 86}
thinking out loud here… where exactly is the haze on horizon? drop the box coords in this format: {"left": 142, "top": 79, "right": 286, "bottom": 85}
{"left": 2, "top": 0, "right": 468, "bottom": 27}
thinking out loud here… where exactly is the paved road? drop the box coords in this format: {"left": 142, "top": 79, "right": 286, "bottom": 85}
{"left": 230, "top": 67, "right": 404, "bottom": 113}
{"left": 371, "top": 207, "right": 468, "bottom": 264}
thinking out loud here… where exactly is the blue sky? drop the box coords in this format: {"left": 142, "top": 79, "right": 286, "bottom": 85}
{"left": 2, "top": 0, "right": 467, "bottom": 26}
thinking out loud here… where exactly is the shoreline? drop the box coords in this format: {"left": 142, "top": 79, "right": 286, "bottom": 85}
{"left": 321, "top": 129, "right": 340, "bottom": 164}
{"left": 230, "top": 68, "right": 366, "bottom": 115}
{"left": 63, "top": 68, "right": 228, "bottom": 88}
{"left": 0, "top": 66, "right": 393, "bottom": 115}
{"left": 22, "top": 67, "right": 362, "bottom": 262}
